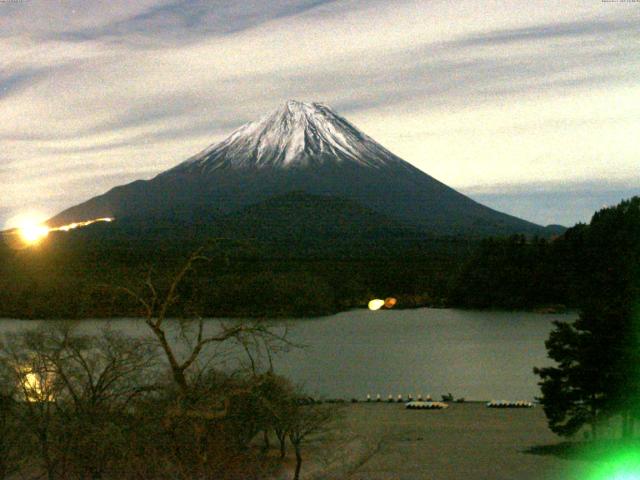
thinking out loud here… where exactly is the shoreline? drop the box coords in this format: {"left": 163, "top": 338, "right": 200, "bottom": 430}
{"left": 0, "top": 304, "right": 576, "bottom": 322}
{"left": 274, "top": 402, "right": 588, "bottom": 480}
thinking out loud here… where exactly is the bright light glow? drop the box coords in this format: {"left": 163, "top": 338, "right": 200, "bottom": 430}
{"left": 384, "top": 297, "right": 397, "bottom": 308}
{"left": 17, "top": 220, "right": 49, "bottom": 245}
{"left": 54, "top": 217, "right": 113, "bottom": 232}
{"left": 368, "top": 299, "right": 385, "bottom": 311}
{"left": 3, "top": 215, "right": 114, "bottom": 249}
{"left": 20, "top": 368, "right": 53, "bottom": 402}
{"left": 584, "top": 444, "right": 640, "bottom": 480}
{"left": 24, "top": 372, "right": 42, "bottom": 396}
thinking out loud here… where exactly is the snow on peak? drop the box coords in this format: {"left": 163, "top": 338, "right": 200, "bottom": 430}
{"left": 174, "top": 100, "right": 403, "bottom": 173}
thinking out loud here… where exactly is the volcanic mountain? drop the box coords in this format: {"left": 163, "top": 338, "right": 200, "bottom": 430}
{"left": 49, "top": 100, "right": 554, "bottom": 236}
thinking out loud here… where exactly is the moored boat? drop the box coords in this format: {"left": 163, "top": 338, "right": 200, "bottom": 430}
{"left": 405, "top": 401, "right": 449, "bottom": 410}
{"left": 486, "top": 400, "right": 533, "bottom": 408}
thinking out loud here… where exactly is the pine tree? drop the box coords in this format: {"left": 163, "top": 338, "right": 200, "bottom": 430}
{"left": 535, "top": 197, "right": 640, "bottom": 439}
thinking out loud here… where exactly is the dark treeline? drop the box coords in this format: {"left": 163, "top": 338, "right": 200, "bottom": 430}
{"left": 0, "top": 222, "right": 475, "bottom": 318}
{"left": 534, "top": 196, "right": 640, "bottom": 440}
{"left": 448, "top": 228, "right": 586, "bottom": 310}
{"left": 1, "top": 196, "right": 637, "bottom": 319}
{"left": 450, "top": 198, "right": 639, "bottom": 311}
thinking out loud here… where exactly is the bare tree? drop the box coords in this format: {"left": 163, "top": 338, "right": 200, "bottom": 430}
{"left": 1, "top": 328, "right": 65, "bottom": 480}
{"left": 49, "top": 324, "right": 158, "bottom": 479}
{"left": 287, "top": 403, "right": 335, "bottom": 480}
{"left": 0, "top": 363, "right": 21, "bottom": 479}
{"left": 117, "top": 249, "right": 289, "bottom": 405}
{"left": 0, "top": 323, "right": 159, "bottom": 480}
{"left": 0, "top": 247, "right": 298, "bottom": 479}
{"left": 113, "top": 248, "right": 295, "bottom": 479}
{"left": 255, "top": 374, "right": 296, "bottom": 459}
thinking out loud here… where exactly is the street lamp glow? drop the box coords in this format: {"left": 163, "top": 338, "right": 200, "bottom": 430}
{"left": 368, "top": 299, "right": 385, "bottom": 311}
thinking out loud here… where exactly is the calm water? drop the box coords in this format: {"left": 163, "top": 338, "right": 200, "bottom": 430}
{"left": 0, "top": 308, "right": 575, "bottom": 401}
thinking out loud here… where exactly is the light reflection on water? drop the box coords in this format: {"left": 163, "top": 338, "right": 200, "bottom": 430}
{"left": 0, "top": 308, "right": 575, "bottom": 401}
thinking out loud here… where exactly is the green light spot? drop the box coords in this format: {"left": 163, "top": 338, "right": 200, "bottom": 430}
{"left": 586, "top": 447, "right": 640, "bottom": 480}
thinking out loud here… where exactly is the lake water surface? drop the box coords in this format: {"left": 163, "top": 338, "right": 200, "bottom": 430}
{"left": 0, "top": 308, "right": 575, "bottom": 401}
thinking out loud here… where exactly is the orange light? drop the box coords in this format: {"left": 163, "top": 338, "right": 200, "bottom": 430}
{"left": 53, "top": 217, "right": 113, "bottom": 232}
{"left": 384, "top": 297, "right": 397, "bottom": 308}
{"left": 3, "top": 215, "right": 114, "bottom": 249}
{"left": 17, "top": 221, "right": 49, "bottom": 246}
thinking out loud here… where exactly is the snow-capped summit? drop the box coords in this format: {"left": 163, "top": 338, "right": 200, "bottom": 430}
{"left": 49, "top": 100, "right": 553, "bottom": 237}
{"left": 174, "top": 100, "right": 402, "bottom": 172}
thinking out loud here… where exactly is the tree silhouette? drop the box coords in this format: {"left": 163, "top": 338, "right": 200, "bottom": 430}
{"left": 535, "top": 197, "right": 640, "bottom": 439}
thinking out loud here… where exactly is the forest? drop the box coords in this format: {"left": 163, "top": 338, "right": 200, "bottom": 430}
{"left": 534, "top": 196, "right": 640, "bottom": 441}
{"left": 0, "top": 197, "right": 637, "bottom": 319}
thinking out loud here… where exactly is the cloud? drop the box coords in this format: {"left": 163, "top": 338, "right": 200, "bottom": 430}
{"left": 459, "top": 18, "right": 638, "bottom": 46}
{"left": 60, "top": 0, "right": 338, "bottom": 45}
{"left": 466, "top": 180, "right": 640, "bottom": 226}
{"left": 0, "top": 67, "right": 48, "bottom": 99}
{"left": 0, "top": 0, "right": 639, "bottom": 228}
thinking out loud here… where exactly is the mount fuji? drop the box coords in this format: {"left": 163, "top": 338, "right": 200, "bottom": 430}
{"left": 49, "top": 100, "right": 555, "bottom": 237}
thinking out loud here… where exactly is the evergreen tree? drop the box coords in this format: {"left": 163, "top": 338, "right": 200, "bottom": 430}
{"left": 535, "top": 197, "right": 640, "bottom": 438}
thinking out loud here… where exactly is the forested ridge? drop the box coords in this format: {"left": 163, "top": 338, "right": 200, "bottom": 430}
{"left": 0, "top": 197, "right": 636, "bottom": 319}
{"left": 0, "top": 228, "right": 470, "bottom": 319}
{"left": 534, "top": 196, "right": 640, "bottom": 440}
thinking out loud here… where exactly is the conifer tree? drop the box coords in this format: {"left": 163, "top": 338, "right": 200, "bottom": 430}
{"left": 535, "top": 197, "right": 640, "bottom": 438}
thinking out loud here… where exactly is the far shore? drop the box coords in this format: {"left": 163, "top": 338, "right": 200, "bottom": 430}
{"left": 0, "top": 303, "right": 575, "bottom": 322}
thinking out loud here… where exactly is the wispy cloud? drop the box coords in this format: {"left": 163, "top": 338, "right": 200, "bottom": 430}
{"left": 60, "top": 0, "right": 337, "bottom": 44}
{"left": 0, "top": 0, "right": 638, "bottom": 228}
{"left": 459, "top": 18, "right": 638, "bottom": 46}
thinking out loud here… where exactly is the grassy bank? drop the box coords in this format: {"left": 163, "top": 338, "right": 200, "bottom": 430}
{"left": 277, "top": 402, "right": 601, "bottom": 480}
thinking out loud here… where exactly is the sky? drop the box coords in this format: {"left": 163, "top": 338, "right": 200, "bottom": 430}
{"left": 1, "top": 0, "right": 638, "bottom": 229}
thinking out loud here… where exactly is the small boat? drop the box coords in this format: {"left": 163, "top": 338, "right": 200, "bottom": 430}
{"left": 405, "top": 401, "right": 449, "bottom": 410}
{"left": 486, "top": 400, "right": 533, "bottom": 408}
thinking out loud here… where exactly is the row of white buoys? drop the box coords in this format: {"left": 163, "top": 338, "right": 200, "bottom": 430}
{"left": 486, "top": 400, "right": 534, "bottom": 408}
{"left": 405, "top": 401, "right": 449, "bottom": 410}
{"left": 366, "top": 394, "right": 433, "bottom": 403}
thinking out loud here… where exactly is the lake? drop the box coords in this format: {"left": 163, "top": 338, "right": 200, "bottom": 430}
{"left": 0, "top": 308, "right": 574, "bottom": 401}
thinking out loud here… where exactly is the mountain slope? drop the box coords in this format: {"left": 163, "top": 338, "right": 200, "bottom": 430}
{"left": 49, "top": 100, "right": 550, "bottom": 237}
{"left": 221, "top": 191, "right": 413, "bottom": 242}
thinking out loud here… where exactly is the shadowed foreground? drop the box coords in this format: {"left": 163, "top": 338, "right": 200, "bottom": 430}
{"left": 277, "top": 403, "right": 595, "bottom": 480}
